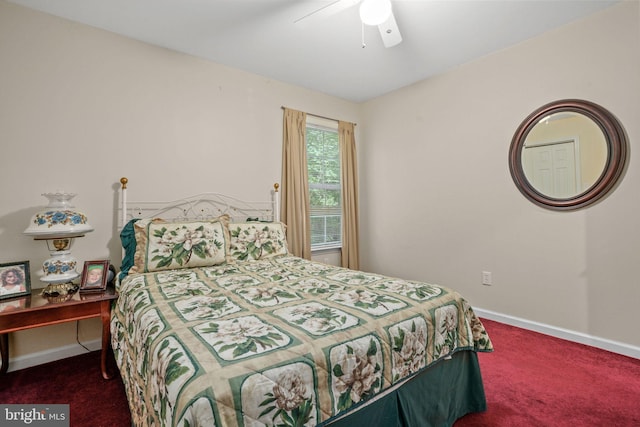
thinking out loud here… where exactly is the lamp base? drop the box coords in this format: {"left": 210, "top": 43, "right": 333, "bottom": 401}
{"left": 41, "top": 282, "right": 79, "bottom": 298}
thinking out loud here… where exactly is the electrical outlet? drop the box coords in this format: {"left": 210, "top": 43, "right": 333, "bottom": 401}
{"left": 482, "top": 271, "right": 492, "bottom": 286}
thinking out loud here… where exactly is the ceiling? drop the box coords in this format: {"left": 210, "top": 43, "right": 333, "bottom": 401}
{"left": 8, "top": 0, "right": 621, "bottom": 102}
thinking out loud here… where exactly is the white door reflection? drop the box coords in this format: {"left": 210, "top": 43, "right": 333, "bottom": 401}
{"left": 523, "top": 138, "right": 579, "bottom": 198}
{"left": 521, "top": 112, "right": 607, "bottom": 199}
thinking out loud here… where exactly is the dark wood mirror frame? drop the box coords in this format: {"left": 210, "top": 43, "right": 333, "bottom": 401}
{"left": 509, "top": 99, "right": 628, "bottom": 211}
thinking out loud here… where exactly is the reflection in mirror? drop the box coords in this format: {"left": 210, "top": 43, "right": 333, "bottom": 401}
{"left": 509, "top": 99, "right": 627, "bottom": 211}
{"left": 522, "top": 112, "right": 607, "bottom": 199}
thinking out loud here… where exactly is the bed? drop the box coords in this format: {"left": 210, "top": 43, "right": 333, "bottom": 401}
{"left": 111, "top": 178, "right": 493, "bottom": 427}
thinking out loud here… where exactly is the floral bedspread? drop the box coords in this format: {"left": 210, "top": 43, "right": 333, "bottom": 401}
{"left": 111, "top": 255, "right": 493, "bottom": 427}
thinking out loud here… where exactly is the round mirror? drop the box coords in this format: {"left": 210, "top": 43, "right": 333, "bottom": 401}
{"left": 509, "top": 99, "right": 627, "bottom": 210}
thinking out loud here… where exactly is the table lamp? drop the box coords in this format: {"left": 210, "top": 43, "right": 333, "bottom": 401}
{"left": 24, "top": 192, "right": 93, "bottom": 296}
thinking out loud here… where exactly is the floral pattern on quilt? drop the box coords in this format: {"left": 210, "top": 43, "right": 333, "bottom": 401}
{"left": 434, "top": 304, "right": 460, "bottom": 359}
{"left": 202, "top": 264, "right": 242, "bottom": 277}
{"left": 193, "top": 315, "right": 292, "bottom": 362}
{"left": 238, "top": 361, "right": 319, "bottom": 427}
{"left": 112, "top": 255, "right": 493, "bottom": 427}
{"left": 159, "top": 280, "right": 215, "bottom": 299}
{"left": 176, "top": 395, "right": 218, "bottom": 427}
{"left": 273, "top": 302, "right": 360, "bottom": 336}
{"left": 172, "top": 295, "right": 242, "bottom": 321}
{"left": 387, "top": 316, "right": 429, "bottom": 382}
{"left": 134, "top": 308, "right": 166, "bottom": 376}
{"left": 464, "top": 300, "right": 493, "bottom": 349}
{"left": 326, "top": 271, "right": 383, "bottom": 286}
{"left": 328, "top": 289, "right": 407, "bottom": 316}
{"left": 242, "top": 262, "right": 301, "bottom": 282}
{"left": 329, "top": 335, "right": 384, "bottom": 412}
{"left": 155, "top": 269, "right": 200, "bottom": 283}
{"left": 214, "top": 274, "right": 262, "bottom": 290}
{"left": 150, "top": 335, "right": 197, "bottom": 425}
{"left": 278, "top": 256, "right": 334, "bottom": 275}
{"left": 235, "top": 285, "right": 300, "bottom": 307}
{"left": 289, "top": 278, "right": 346, "bottom": 295}
{"left": 374, "top": 278, "right": 443, "bottom": 301}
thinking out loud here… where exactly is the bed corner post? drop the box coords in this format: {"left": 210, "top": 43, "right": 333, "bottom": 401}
{"left": 120, "top": 177, "right": 128, "bottom": 228}
{"left": 273, "top": 183, "right": 280, "bottom": 222}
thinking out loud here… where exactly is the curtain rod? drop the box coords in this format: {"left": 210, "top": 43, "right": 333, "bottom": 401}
{"left": 280, "top": 106, "right": 356, "bottom": 126}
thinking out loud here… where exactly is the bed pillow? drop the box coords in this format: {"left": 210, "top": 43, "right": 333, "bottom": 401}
{"left": 228, "top": 222, "right": 288, "bottom": 261}
{"left": 130, "top": 215, "right": 230, "bottom": 274}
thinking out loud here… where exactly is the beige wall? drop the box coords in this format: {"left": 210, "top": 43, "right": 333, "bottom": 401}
{"left": 360, "top": 1, "right": 639, "bottom": 348}
{"left": 0, "top": 1, "right": 359, "bottom": 364}
{"left": 1, "top": 0, "right": 638, "bottom": 367}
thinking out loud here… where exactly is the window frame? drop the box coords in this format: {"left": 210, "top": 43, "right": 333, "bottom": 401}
{"left": 306, "top": 117, "right": 342, "bottom": 251}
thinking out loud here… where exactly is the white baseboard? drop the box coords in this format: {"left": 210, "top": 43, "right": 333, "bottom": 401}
{"left": 6, "top": 339, "right": 101, "bottom": 373}
{"left": 475, "top": 308, "right": 640, "bottom": 360}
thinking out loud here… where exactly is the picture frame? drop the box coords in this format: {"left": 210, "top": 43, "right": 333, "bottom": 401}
{"left": 0, "top": 261, "right": 31, "bottom": 300}
{"left": 80, "top": 260, "right": 110, "bottom": 292}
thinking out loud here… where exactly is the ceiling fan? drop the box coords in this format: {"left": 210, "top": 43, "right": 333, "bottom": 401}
{"left": 295, "top": 0, "right": 403, "bottom": 48}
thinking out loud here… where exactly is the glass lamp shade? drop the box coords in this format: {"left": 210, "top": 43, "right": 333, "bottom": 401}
{"left": 24, "top": 192, "right": 93, "bottom": 288}
{"left": 359, "top": 0, "right": 392, "bottom": 26}
{"left": 24, "top": 192, "right": 93, "bottom": 238}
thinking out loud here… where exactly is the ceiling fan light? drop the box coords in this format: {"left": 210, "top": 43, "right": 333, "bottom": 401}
{"left": 359, "top": 0, "right": 392, "bottom": 26}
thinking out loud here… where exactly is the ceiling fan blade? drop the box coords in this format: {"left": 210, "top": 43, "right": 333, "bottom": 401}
{"left": 378, "top": 11, "right": 402, "bottom": 48}
{"left": 294, "top": 0, "right": 360, "bottom": 27}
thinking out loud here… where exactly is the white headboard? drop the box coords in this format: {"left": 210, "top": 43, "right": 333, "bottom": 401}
{"left": 118, "top": 177, "right": 280, "bottom": 228}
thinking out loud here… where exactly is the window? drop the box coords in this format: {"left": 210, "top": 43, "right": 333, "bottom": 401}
{"left": 306, "top": 120, "right": 341, "bottom": 250}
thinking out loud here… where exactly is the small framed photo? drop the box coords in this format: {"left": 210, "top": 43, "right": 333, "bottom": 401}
{"left": 0, "top": 261, "right": 31, "bottom": 300}
{"left": 80, "top": 260, "right": 110, "bottom": 292}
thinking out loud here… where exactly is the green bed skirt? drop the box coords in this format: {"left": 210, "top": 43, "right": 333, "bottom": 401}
{"left": 321, "top": 350, "right": 486, "bottom": 427}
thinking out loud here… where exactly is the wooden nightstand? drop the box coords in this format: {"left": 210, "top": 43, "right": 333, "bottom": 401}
{"left": 0, "top": 286, "right": 118, "bottom": 379}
